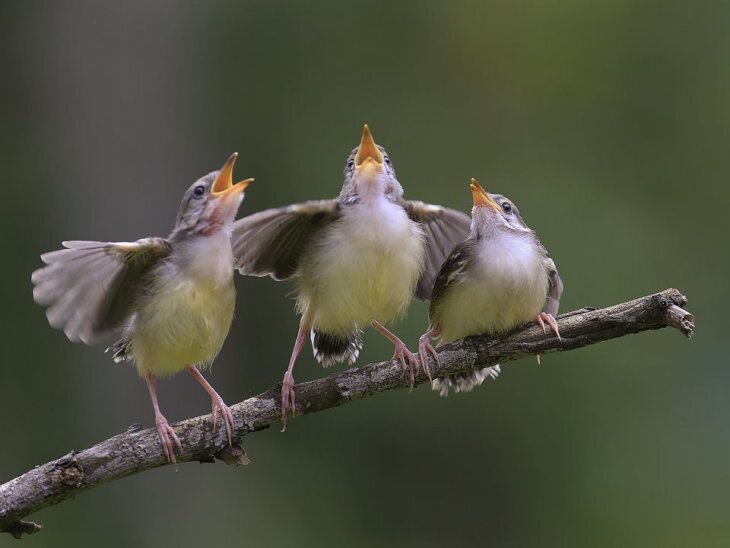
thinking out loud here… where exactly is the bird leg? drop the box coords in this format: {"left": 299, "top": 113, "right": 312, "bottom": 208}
{"left": 372, "top": 320, "right": 425, "bottom": 388}
{"left": 418, "top": 325, "right": 442, "bottom": 375}
{"left": 187, "top": 366, "right": 234, "bottom": 447}
{"left": 535, "top": 312, "right": 561, "bottom": 365}
{"left": 145, "top": 374, "right": 182, "bottom": 464}
{"left": 281, "top": 323, "right": 309, "bottom": 432}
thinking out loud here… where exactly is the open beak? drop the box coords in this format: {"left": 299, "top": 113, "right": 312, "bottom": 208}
{"left": 354, "top": 124, "right": 384, "bottom": 167}
{"left": 470, "top": 178, "right": 501, "bottom": 212}
{"left": 212, "top": 152, "right": 254, "bottom": 197}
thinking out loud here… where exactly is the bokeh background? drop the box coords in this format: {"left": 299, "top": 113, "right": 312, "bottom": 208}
{"left": 2, "top": 1, "right": 728, "bottom": 546}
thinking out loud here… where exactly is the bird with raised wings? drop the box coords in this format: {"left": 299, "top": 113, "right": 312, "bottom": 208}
{"left": 232, "top": 125, "right": 470, "bottom": 428}
{"left": 419, "top": 179, "right": 563, "bottom": 396}
{"left": 32, "top": 154, "right": 252, "bottom": 462}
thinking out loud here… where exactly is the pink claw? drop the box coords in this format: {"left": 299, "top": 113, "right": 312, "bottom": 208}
{"left": 417, "top": 328, "right": 441, "bottom": 382}
{"left": 536, "top": 312, "right": 561, "bottom": 340}
{"left": 279, "top": 323, "right": 308, "bottom": 432}
{"left": 372, "top": 320, "right": 425, "bottom": 389}
{"left": 418, "top": 333, "right": 441, "bottom": 381}
{"left": 393, "top": 341, "right": 422, "bottom": 388}
{"left": 187, "top": 366, "right": 235, "bottom": 446}
{"left": 146, "top": 374, "right": 182, "bottom": 463}
{"left": 281, "top": 371, "right": 296, "bottom": 432}
{"left": 155, "top": 414, "right": 182, "bottom": 464}
{"left": 535, "top": 312, "right": 561, "bottom": 366}
{"left": 211, "top": 395, "right": 234, "bottom": 447}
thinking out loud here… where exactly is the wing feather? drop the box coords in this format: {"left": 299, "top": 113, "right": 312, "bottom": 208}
{"left": 32, "top": 238, "right": 170, "bottom": 344}
{"left": 427, "top": 240, "right": 476, "bottom": 320}
{"left": 403, "top": 201, "right": 471, "bottom": 300}
{"left": 543, "top": 258, "right": 563, "bottom": 316}
{"left": 231, "top": 200, "right": 341, "bottom": 280}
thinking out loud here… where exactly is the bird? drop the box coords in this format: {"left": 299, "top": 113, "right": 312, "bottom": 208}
{"left": 419, "top": 178, "right": 563, "bottom": 397}
{"left": 31, "top": 154, "right": 253, "bottom": 463}
{"left": 231, "top": 124, "right": 471, "bottom": 428}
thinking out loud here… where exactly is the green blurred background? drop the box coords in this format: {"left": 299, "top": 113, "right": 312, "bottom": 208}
{"left": 2, "top": 1, "right": 728, "bottom": 546}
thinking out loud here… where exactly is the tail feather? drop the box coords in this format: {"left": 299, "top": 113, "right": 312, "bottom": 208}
{"left": 106, "top": 336, "right": 132, "bottom": 363}
{"left": 311, "top": 329, "right": 363, "bottom": 367}
{"left": 431, "top": 365, "right": 501, "bottom": 397}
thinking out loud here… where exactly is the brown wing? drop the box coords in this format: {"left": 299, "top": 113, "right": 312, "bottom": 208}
{"left": 403, "top": 201, "right": 471, "bottom": 300}
{"left": 31, "top": 238, "right": 170, "bottom": 344}
{"left": 543, "top": 258, "right": 563, "bottom": 316}
{"left": 231, "top": 200, "right": 341, "bottom": 280}
{"left": 427, "top": 239, "right": 478, "bottom": 320}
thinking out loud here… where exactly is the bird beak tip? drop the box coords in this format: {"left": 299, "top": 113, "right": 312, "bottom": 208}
{"left": 355, "top": 124, "right": 384, "bottom": 166}
{"left": 238, "top": 178, "right": 254, "bottom": 191}
{"left": 212, "top": 154, "right": 252, "bottom": 196}
{"left": 211, "top": 153, "right": 238, "bottom": 193}
{"left": 470, "top": 178, "right": 500, "bottom": 212}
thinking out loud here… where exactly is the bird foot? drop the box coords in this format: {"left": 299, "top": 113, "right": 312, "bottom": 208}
{"left": 392, "top": 341, "right": 424, "bottom": 390}
{"left": 535, "top": 312, "right": 561, "bottom": 339}
{"left": 535, "top": 312, "right": 561, "bottom": 365}
{"left": 417, "top": 335, "right": 440, "bottom": 379}
{"left": 281, "top": 371, "right": 296, "bottom": 432}
{"left": 210, "top": 395, "right": 234, "bottom": 447}
{"left": 155, "top": 414, "right": 182, "bottom": 464}
{"left": 371, "top": 320, "right": 427, "bottom": 389}
{"left": 186, "top": 366, "right": 235, "bottom": 446}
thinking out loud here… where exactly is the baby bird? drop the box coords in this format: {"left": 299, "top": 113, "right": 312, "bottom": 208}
{"left": 419, "top": 179, "right": 563, "bottom": 396}
{"left": 32, "top": 154, "right": 252, "bottom": 462}
{"left": 232, "top": 125, "right": 470, "bottom": 427}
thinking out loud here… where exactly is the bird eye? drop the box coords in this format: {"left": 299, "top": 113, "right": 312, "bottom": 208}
{"left": 501, "top": 202, "right": 512, "bottom": 213}
{"left": 384, "top": 156, "right": 391, "bottom": 165}
{"left": 193, "top": 185, "right": 206, "bottom": 198}
{"left": 347, "top": 158, "right": 355, "bottom": 170}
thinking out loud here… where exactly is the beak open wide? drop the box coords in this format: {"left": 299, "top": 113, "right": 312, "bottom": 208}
{"left": 470, "top": 178, "right": 501, "bottom": 212}
{"left": 355, "top": 124, "right": 384, "bottom": 167}
{"left": 212, "top": 153, "right": 254, "bottom": 197}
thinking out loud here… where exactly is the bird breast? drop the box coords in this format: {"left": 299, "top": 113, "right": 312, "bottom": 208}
{"left": 130, "top": 231, "right": 236, "bottom": 377}
{"left": 435, "top": 233, "right": 549, "bottom": 343}
{"left": 297, "top": 197, "right": 425, "bottom": 333}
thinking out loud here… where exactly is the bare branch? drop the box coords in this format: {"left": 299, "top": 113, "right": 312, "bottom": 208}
{"left": 664, "top": 304, "right": 695, "bottom": 337}
{"left": 0, "top": 288, "right": 692, "bottom": 538}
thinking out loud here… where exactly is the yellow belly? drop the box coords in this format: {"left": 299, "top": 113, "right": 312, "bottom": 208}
{"left": 297, "top": 201, "right": 424, "bottom": 334}
{"left": 434, "top": 236, "right": 549, "bottom": 343}
{"left": 434, "top": 276, "right": 547, "bottom": 343}
{"left": 131, "top": 277, "right": 235, "bottom": 377}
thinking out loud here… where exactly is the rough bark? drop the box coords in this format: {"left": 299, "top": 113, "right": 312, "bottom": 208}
{"left": 0, "top": 288, "right": 693, "bottom": 538}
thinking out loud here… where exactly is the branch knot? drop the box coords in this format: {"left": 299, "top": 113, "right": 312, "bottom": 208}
{"left": 50, "top": 453, "right": 84, "bottom": 489}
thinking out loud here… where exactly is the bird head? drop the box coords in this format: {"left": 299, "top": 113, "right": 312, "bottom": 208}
{"left": 341, "top": 124, "right": 402, "bottom": 203}
{"left": 173, "top": 153, "right": 253, "bottom": 237}
{"left": 469, "top": 178, "right": 530, "bottom": 237}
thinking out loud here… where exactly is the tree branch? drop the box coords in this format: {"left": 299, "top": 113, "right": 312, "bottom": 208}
{"left": 0, "top": 288, "right": 693, "bottom": 538}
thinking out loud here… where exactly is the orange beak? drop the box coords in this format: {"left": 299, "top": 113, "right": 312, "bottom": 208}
{"left": 470, "top": 178, "right": 501, "bottom": 212}
{"left": 354, "top": 124, "right": 384, "bottom": 167}
{"left": 211, "top": 152, "right": 254, "bottom": 197}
